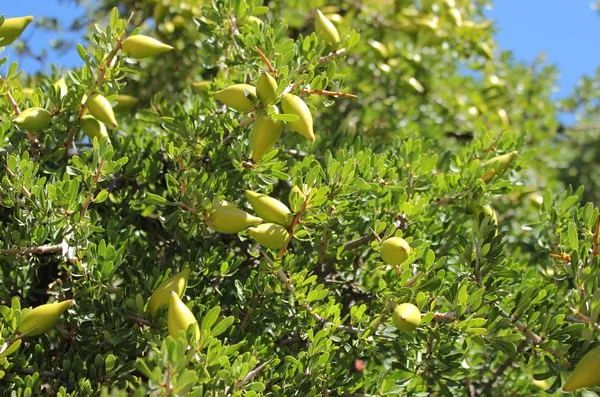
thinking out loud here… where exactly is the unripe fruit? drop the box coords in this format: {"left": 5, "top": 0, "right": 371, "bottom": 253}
{"left": 168, "top": 292, "right": 199, "bottom": 341}
{"left": 380, "top": 237, "right": 411, "bottom": 266}
{"left": 53, "top": 78, "right": 68, "bottom": 98}
{"left": 17, "top": 300, "right": 72, "bottom": 337}
{"left": 281, "top": 94, "right": 314, "bottom": 142}
{"left": 247, "top": 223, "right": 290, "bottom": 250}
{"left": 368, "top": 40, "right": 389, "bottom": 59}
{"left": 86, "top": 94, "right": 118, "bottom": 128}
{"left": 563, "top": 346, "right": 600, "bottom": 391}
{"left": 482, "top": 151, "right": 518, "bottom": 182}
{"left": 80, "top": 115, "right": 110, "bottom": 143}
{"left": 256, "top": 72, "right": 278, "bottom": 105}
{"left": 153, "top": 2, "right": 167, "bottom": 24}
{"left": 148, "top": 267, "right": 191, "bottom": 317}
{"left": 0, "top": 16, "right": 34, "bottom": 47}
{"left": 122, "top": 35, "right": 173, "bottom": 59}
{"left": 208, "top": 200, "right": 262, "bottom": 234}
{"left": 392, "top": 303, "right": 421, "bottom": 332}
{"left": 13, "top": 107, "right": 52, "bottom": 130}
{"left": 191, "top": 81, "right": 211, "bottom": 91}
{"left": 213, "top": 84, "right": 257, "bottom": 112}
{"left": 242, "top": 16, "right": 264, "bottom": 26}
{"left": 250, "top": 107, "right": 283, "bottom": 163}
{"left": 469, "top": 203, "right": 498, "bottom": 226}
{"left": 315, "top": 10, "right": 340, "bottom": 46}
{"left": 112, "top": 94, "right": 139, "bottom": 113}
{"left": 245, "top": 190, "right": 292, "bottom": 228}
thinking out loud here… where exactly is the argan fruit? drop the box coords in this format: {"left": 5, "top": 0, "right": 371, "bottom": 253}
{"left": 482, "top": 151, "right": 518, "bottom": 182}
{"left": 208, "top": 200, "right": 262, "bottom": 234}
{"left": 168, "top": 292, "right": 199, "bottom": 341}
{"left": 245, "top": 190, "right": 292, "bottom": 228}
{"left": 0, "top": 16, "right": 34, "bottom": 47}
{"left": 239, "top": 15, "right": 264, "bottom": 27}
{"left": 256, "top": 72, "right": 278, "bottom": 105}
{"left": 563, "top": 346, "right": 600, "bottom": 391}
{"left": 281, "top": 94, "right": 314, "bottom": 142}
{"left": 113, "top": 95, "right": 139, "bottom": 113}
{"left": 80, "top": 115, "right": 110, "bottom": 143}
{"left": 122, "top": 35, "right": 173, "bottom": 59}
{"left": 153, "top": 2, "right": 167, "bottom": 24}
{"left": 392, "top": 303, "right": 421, "bottom": 332}
{"left": 213, "top": 84, "right": 257, "bottom": 112}
{"left": 250, "top": 107, "right": 283, "bottom": 163}
{"left": 13, "top": 107, "right": 52, "bottom": 130}
{"left": 315, "top": 10, "right": 340, "bottom": 46}
{"left": 53, "top": 78, "right": 68, "bottom": 98}
{"left": 86, "top": 94, "right": 118, "bottom": 128}
{"left": 529, "top": 193, "right": 544, "bottom": 208}
{"left": 247, "top": 223, "right": 290, "bottom": 250}
{"left": 17, "top": 300, "right": 73, "bottom": 337}
{"left": 380, "top": 237, "right": 411, "bottom": 266}
{"left": 469, "top": 203, "right": 498, "bottom": 226}
{"left": 368, "top": 40, "right": 388, "bottom": 59}
{"left": 148, "top": 267, "right": 191, "bottom": 317}
{"left": 191, "top": 81, "right": 211, "bottom": 92}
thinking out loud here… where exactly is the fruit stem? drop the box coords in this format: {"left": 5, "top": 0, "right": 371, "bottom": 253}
{"left": 277, "top": 193, "right": 310, "bottom": 258}
{"left": 4, "top": 164, "right": 31, "bottom": 198}
{"left": 0, "top": 73, "right": 41, "bottom": 148}
{"left": 254, "top": 46, "right": 277, "bottom": 78}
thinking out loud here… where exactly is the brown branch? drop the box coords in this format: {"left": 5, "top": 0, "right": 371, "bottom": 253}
{"left": 297, "top": 48, "right": 346, "bottom": 75}
{"left": 299, "top": 89, "right": 357, "bottom": 98}
{"left": 4, "top": 165, "right": 31, "bottom": 198}
{"left": 1, "top": 242, "right": 65, "bottom": 256}
{"left": 277, "top": 195, "right": 309, "bottom": 257}
{"left": 81, "top": 157, "right": 105, "bottom": 219}
{"left": 496, "top": 307, "right": 556, "bottom": 355}
{"left": 567, "top": 306, "right": 600, "bottom": 333}
{"left": 254, "top": 47, "right": 276, "bottom": 76}
{"left": 592, "top": 215, "right": 600, "bottom": 262}
{"left": 234, "top": 359, "right": 272, "bottom": 390}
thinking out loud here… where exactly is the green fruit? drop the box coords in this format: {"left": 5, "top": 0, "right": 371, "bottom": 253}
{"left": 482, "top": 151, "right": 518, "bottom": 182}
{"left": 256, "top": 72, "right": 278, "bottom": 105}
{"left": 208, "top": 200, "right": 262, "bottom": 234}
{"left": 168, "top": 292, "right": 199, "bottom": 341}
{"left": 241, "top": 15, "right": 264, "bottom": 26}
{"left": 153, "top": 2, "right": 167, "bottom": 24}
{"left": 245, "top": 190, "right": 292, "bottom": 228}
{"left": 281, "top": 94, "right": 314, "bottom": 142}
{"left": 392, "top": 303, "right": 421, "bottom": 332}
{"left": 213, "top": 84, "right": 257, "bottom": 112}
{"left": 0, "top": 16, "right": 34, "bottom": 47}
{"left": 315, "top": 10, "right": 340, "bottom": 46}
{"left": 250, "top": 107, "right": 283, "bottom": 163}
{"left": 17, "top": 300, "right": 73, "bottom": 337}
{"left": 122, "top": 35, "right": 173, "bottom": 59}
{"left": 80, "top": 116, "right": 110, "bottom": 143}
{"left": 368, "top": 40, "right": 389, "bottom": 59}
{"left": 86, "top": 94, "right": 118, "bottom": 128}
{"left": 563, "top": 346, "right": 600, "bottom": 391}
{"left": 469, "top": 203, "right": 498, "bottom": 226}
{"left": 191, "top": 81, "right": 211, "bottom": 91}
{"left": 380, "top": 237, "right": 411, "bottom": 266}
{"left": 53, "top": 78, "right": 68, "bottom": 98}
{"left": 148, "top": 267, "right": 191, "bottom": 317}
{"left": 247, "top": 223, "right": 290, "bottom": 250}
{"left": 13, "top": 107, "right": 52, "bottom": 130}
{"left": 113, "top": 95, "right": 139, "bottom": 113}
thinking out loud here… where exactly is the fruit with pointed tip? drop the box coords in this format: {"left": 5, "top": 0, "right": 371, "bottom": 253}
{"left": 245, "top": 190, "right": 292, "bottom": 227}
{"left": 80, "top": 116, "right": 110, "bottom": 143}
{"left": 392, "top": 303, "right": 421, "bottom": 332}
{"left": 247, "top": 223, "right": 290, "bottom": 250}
{"left": 168, "top": 292, "right": 199, "bottom": 341}
{"left": 53, "top": 78, "right": 68, "bottom": 98}
{"left": 469, "top": 203, "right": 498, "bottom": 226}
{"left": 191, "top": 81, "right": 211, "bottom": 91}
{"left": 256, "top": 72, "right": 278, "bottom": 105}
{"left": 122, "top": 35, "right": 173, "bottom": 59}
{"left": 368, "top": 40, "right": 389, "bottom": 59}
{"left": 482, "top": 151, "right": 518, "bottom": 182}
{"left": 213, "top": 84, "right": 257, "bottom": 112}
{"left": 315, "top": 10, "right": 340, "bottom": 46}
{"left": 563, "top": 346, "right": 600, "bottom": 391}
{"left": 17, "top": 300, "right": 73, "bottom": 337}
{"left": 208, "top": 200, "right": 262, "bottom": 234}
{"left": 281, "top": 94, "right": 314, "bottom": 141}
{"left": 13, "top": 107, "right": 52, "bottom": 130}
{"left": 0, "top": 16, "right": 34, "bottom": 47}
{"left": 250, "top": 107, "right": 283, "bottom": 163}
{"left": 86, "top": 94, "right": 118, "bottom": 128}
{"left": 380, "top": 237, "right": 411, "bottom": 266}
{"left": 148, "top": 267, "right": 191, "bottom": 317}
{"left": 113, "top": 95, "right": 139, "bottom": 113}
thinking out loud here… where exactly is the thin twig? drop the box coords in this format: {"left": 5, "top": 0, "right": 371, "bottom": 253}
{"left": 299, "top": 89, "right": 357, "bottom": 98}
{"left": 81, "top": 157, "right": 105, "bottom": 219}
{"left": 4, "top": 165, "right": 31, "bottom": 198}
{"left": 277, "top": 195, "right": 309, "bottom": 257}
{"left": 567, "top": 306, "right": 600, "bottom": 333}
{"left": 234, "top": 359, "right": 272, "bottom": 390}
{"left": 254, "top": 47, "right": 276, "bottom": 76}
{"left": 591, "top": 215, "right": 600, "bottom": 262}
{"left": 1, "top": 74, "right": 40, "bottom": 147}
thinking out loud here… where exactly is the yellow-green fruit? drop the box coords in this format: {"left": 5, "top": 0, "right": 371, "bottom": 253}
{"left": 191, "top": 81, "right": 211, "bottom": 91}
{"left": 242, "top": 15, "right": 264, "bottom": 26}
{"left": 250, "top": 107, "right": 283, "bottom": 163}
{"left": 469, "top": 203, "right": 498, "bottom": 226}
{"left": 213, "top": 84, "right": 256, "bottom": 112}
{"left": 148, "top": 267, "right": 191, "bottom": 317}
{"left": 247, "top": 223, "right": 290, "bottom": 250}
{"left": 86, "top": 94, "right": 118, "bottom": 128}
{"left": 13, "top": 107, "right": 52, "bottom": 130}
{"left": 0, "top": 16, "right": 34, "bottom": 47}
{"left": 380, "top": 237, "right": 411, "bottom": 266}
{"left": 168, "top": 292, "right": 199, "bottom": 341}
{"left": 315, "top": 10, "right": 340, "bottom": 46}
{"left": 53, "top": 78, "right": 68, "bottom": 98}
{"left": 482, "top": 151, "right": 518, "bottom": 182}
{"left": 281, "top": 94, "right": 314, "bottom": 142}
{"left": 153, "top": 2, "right": 167, "bottom": 24}
{"left": 80, "top": 115, "right": 109, "bottom": 143}
{"left": 392, "top": 303, "right": 421, "bottom": 332}
{"left": 256, "top": 72, "right": 278, "bottom": 105}
{"left": 17, "top": 300, "right": 72, "bottom": 337}
{"left": 113, "top": 95, "right": 139, "bottom": 113}
{"left": 368, "top": 40, "right": 389, "bottom": 59}
{"left": 563, "top": 346, "right": 600, "bottom": 392}
{"left": 122, "top": 35, "right": 173, "bottom": 59}
{"left": 208, "top": 200, "right": 262, "bottom": 234}
{"left": 245, "top": 190, "right": 292, "bottom": 228}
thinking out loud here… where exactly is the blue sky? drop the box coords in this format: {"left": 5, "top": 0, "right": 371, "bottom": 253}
{"left": 2, "top": 1, "right": 600, "bottom": 123}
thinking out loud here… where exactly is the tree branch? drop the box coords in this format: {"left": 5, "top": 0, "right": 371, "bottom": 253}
{"left": 81, "top": 157, "right": 105, "bottom": 219}
{"left": 1, "top": 242, "right": 66, "bottom": 256}
{"left": 299, "top": 89, "right": 357, "bottom": 98}
{"left": 277, "top": 195, "right": 309, "bottom": 257}
{"left": 567, "top": 306, "right": 600, "bottom": 333}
